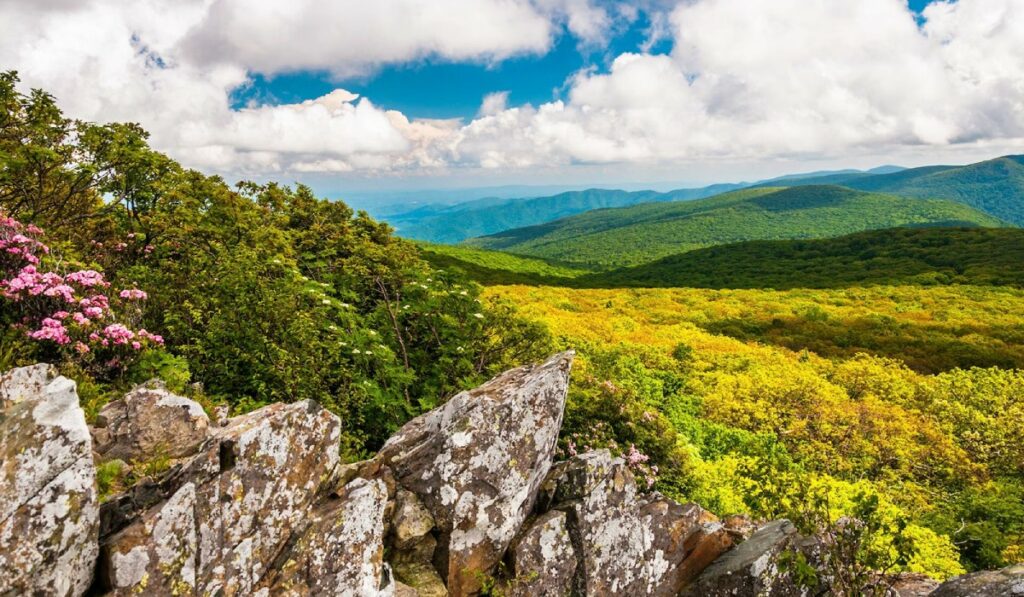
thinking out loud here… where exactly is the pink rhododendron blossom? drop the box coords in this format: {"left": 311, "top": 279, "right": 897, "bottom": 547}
{"left": 137, "top": 329, "right": 164, "bottom": 345}
{"left": 119, "top": 288, "right": 148, "bottom": 300}
{"left": 102, "top": 323, "right": 135, "bottom": 345}
{"left": 3, "top": 213, "right": 163, "bottom": 373}
{"left": 626, "top": 444, "right": 650, "bottom": 466}
{"left": 66, "top": 270, "right": 107, "bottom": 287}
{"left": 29, "top": 318, "right": 71, "bottom": 344}
{"left": 42, "top": 284, "right": 75, "bottom": 302}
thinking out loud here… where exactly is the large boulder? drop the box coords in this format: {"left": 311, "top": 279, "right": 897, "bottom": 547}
{"left": 100, "top": 399, "right": 342, "bottom": 595}
{"left": 680, "top": 519, "right": 823, "bottom": 597}
{"left": 537, "top": 450, "right": 733, "bottom": 596}
{"left": 929, "top": 563, "right": 1024, "bottom": 596}
{"left": 507, "top": 510, "right": 577, "bottom": 597}
{"left": 92, "top": 381, "right": 211, "bottom": 461}
{"left": 378, "top": 351, "right": 574, "bottom": 596}
{"left": 264, "top": 477, "right": 393, "bottom": 596}
{"left": 0, "top": 364, "right": 99, "bottom": 597}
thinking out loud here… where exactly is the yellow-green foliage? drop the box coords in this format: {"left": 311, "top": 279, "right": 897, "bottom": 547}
{"left": 485, "top": 284, "right": 1024, "bottom": 577}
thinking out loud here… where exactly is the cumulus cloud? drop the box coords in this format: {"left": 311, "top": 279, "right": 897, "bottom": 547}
{"left": 181, "top": 0, "right": 555, "bottom": 78}
{"left": 479, "top": 92, "right": 511, "bottom": 117}
{"left": 456, "top": 0, "right": 1024, "bottom": 168}
{"left": 1, "top": 0, "right": 1023, "bottom": 179}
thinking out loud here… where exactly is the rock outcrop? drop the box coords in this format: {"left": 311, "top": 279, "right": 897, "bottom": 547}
{"left": 377, "top": 351, "right": 573, "bottom": 595}
{"left": 929, "top": 563, "right": 1024, "bottom": 596}
{"left": 679, "top": 519, "right": 821, "bottom": 597}
{"left": 2, "top": 356, "right": 1018, "bottom": 596}
{"left": 92, "top": 380, "right": 210, "bottom": 461}
{"left": 532, "top": 449, "right": 735, "bottom": 596}
{"left": 0, "top": 365, "right": 99, "bottom": 597}
{"left": 99, "top": 399, "right": 343, "bottom": 595}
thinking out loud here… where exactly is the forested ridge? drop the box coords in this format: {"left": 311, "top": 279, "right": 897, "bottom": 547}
{"left": 768, "top": 155, "right": 1024, "bottom": 226}
{"left": 467, "top": 185, "right": 1005, "bottom": 268}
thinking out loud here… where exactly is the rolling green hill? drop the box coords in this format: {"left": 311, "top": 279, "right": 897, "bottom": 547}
{"left": 418, "top": 243, "right": 592, "bottom": 285}
{"left": 588, "top": 227, "right": 1024, "bottom": 289}
{"left": 467, "top": 185, "right": 1007, "bottom": 268}
{"left": 390, "top": 184, "right": 746, "bottom": 243}
{"left": 759, "top": 155, "right": 1024, "bottom": 225}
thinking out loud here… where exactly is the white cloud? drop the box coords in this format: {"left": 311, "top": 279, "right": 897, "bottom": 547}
{"left": 181, "top": 0, "right": 555, "bottom": 77}
{"left": 455, "top": 0, "right": 1024, "bottom": 168}
{"left": 1, "top": 0, "right": 1023, "bottom": 182}
{"left": 479, "top": 91, "right": 510, "bottom": 117}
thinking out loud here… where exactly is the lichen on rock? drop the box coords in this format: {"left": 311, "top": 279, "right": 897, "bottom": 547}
{"left": 378, "top": 351, "right": 574, "bottom": 596}
{"left": 0, "top": 364, "right": 99, "bottom": 597}
{"left": 100, "top": 399, "right": 342, "bottom": 595}
{"left": 92, "top": 380, "right": 211, "bottom": 461}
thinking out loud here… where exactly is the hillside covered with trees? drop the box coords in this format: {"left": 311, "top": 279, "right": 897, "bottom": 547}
{"left": 467, "top": 185, "right": 1005, "bottom": 268}
{"left": 590, "top": 227, "right": 1024, "bottom": 289}
{"left": 757, "top": 155, "right": 1024, "bottom": 226}
{"left": 391, "top": 183, "right": 746, "bottom": 243}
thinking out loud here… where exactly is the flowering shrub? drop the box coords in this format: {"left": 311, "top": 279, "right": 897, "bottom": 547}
{"left": 1, "top": 212, "right": 161, "bottom": 375}
{"left": 562, "top": 428, "right": 660, "bottom": 490}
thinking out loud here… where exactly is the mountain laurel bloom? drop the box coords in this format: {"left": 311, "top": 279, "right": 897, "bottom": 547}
{"left": 1, "top": 212, "right": 162, "bottom": 371}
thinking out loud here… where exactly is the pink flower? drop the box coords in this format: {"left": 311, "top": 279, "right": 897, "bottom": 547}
{"left": 66, "top": 270, "right": 106, "bottom": 287}
{"left": 42, "top": 284, "right": 75, "bottom": 302}
{"left": 626, "top": 444, "right": 650, "bottom": 466}
{"left": 72, "top": 312, "right": 91, "bottom": 326}
{"left": 119, "top": 288, "right": 148, "bottom": 300}
{"left": 101, "top": 323, "right": 135, "bottom": 345}
{"left": 137, "top": 329, "right": 164, "bottom": 345}
{"left": 28, "top": 318, "right": 71, "bottom": 345}
{"left": 131, "top": 341, "right": 142, "bottom": 350}
{"left": 80, "top": 295, "right": 109, "bottom": 311}
{"left": 82, "top": 306, "right": 104, "bottom": 318}
{"left": 74, "top": 342, "right": 90, "bottom": 354}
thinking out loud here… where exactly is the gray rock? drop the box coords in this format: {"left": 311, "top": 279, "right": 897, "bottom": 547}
{"left": 889, "top": 573, "right": 941, "bottom": 596}
{"left": 378, "top": 351, "right": 574, "bottom": 596}
{"left": 387, "top": 488, "right": 447, "bottom": 597}
{"left": 507, "top": 510, "right": 577, "bottom": 597}
{"left": 93, "top": 381, "right": 210, "bottom": 461}
{"left": 0, "top": 364, "right": 99, "bottom": 597}
{"left": 538, "top": 450, "right": 732, "bottom": 596}
{"left": 392, "top": 488, "right": 436, "bottom": 550}
{"left": 101, "top": 399, "right": 341, "bottom": 595}
{"left": 930, "top": 563, "right": 1024, "bottom": 596}
{"left": 265, "top": 477, "right": 393, "bottom": 596}
{"left": 680, "top": 519, "right": 821, "bottom": 597}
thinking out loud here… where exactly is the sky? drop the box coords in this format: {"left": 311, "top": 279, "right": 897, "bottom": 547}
{"left": 2, "top": 0, "right": 1024, "bottom": 200}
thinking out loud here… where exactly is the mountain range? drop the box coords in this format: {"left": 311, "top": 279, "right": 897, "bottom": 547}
{"left": 465, "top": 185, "right": 1005, "bottom": 268}
{"left": 379, "top": 155, "right": 1024, "bottom": 245}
